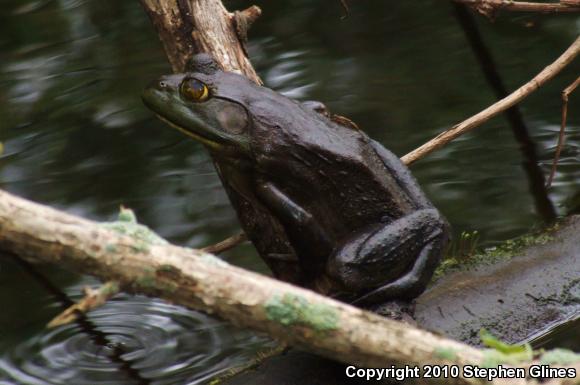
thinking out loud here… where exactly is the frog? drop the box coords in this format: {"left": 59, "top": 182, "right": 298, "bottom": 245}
{"left": 142, "top": 54, "right": 450, "bottom": 307}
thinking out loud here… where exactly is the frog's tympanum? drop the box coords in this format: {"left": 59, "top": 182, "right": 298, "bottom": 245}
{"left": 143, "top": 54, "right": 450, "bottom": 307}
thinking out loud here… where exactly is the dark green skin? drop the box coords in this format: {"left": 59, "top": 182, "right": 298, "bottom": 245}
{"left": 143, "top": 54, "right": 450, "bottom": 306}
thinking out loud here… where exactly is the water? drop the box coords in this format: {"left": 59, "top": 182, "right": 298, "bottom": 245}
{"left": 0, "top": 0, "right": 578, "bottom": 383}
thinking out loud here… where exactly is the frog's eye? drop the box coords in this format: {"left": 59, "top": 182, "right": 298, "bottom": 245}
{"left": 180, "top": 78, "right": 210, "bottom": 102}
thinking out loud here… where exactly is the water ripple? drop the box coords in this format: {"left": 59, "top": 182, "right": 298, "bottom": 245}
{"left": 0, "top": 294, "right": 269, "bottom": 385}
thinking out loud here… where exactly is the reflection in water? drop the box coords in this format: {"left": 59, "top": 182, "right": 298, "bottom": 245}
{"left": 451, "top": 3, "right": 557, "bottom": 224}
{"left": 0, "top": 0, "right": 579, "bottom": 382}
{"left": 527, "top": 314, "right": 580, "bottom": 351}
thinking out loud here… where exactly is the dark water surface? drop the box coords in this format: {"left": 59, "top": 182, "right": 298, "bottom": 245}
{"left": 0, "top": 0, "right": 579, "bottom": 383}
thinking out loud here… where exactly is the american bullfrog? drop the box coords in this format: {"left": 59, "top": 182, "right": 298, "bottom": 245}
{"left": 143, "top": 54, "right": 450, "bottom": 306}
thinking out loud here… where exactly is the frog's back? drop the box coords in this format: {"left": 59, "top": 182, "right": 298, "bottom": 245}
{"left": 251, "top": 103, "right": 432, "bottom": 240}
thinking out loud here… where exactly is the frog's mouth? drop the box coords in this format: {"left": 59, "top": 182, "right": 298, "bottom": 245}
{"left": 154, "top": 113, "right": 223, "bottom": 152}
{"left": 142, "top": 86, "right": 225, "bottom": 151}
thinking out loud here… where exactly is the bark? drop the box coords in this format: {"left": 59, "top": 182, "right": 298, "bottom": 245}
{"left": 139, "top": 0, "right": 261, "bottom": 83}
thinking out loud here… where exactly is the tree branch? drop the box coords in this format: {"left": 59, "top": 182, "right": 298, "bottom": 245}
{"left": 139, "top": 0, "right": 261, "bottom": 83}
{"left": 454, "top": 0, "right": 580, "bottom": 18}
{"left": 2, "top": 189, "right": 579, "bottom": 384}
{"left": 0, "top": 189, "right": 487, "bottom": 385}
{"left": 402, "top": 36, "right": 580, "bottom": 165}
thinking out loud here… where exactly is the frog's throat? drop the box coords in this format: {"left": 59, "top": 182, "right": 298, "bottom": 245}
{"left": 155, "top": 114, "right": 223, "bottom": 151}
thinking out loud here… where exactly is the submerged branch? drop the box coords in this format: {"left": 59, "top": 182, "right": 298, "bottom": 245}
{"left": 452, "top": 2, "right": 557, "bottom": 222}
{"left": 402, "top": 36, "right": 580, "bottom": 165}
{"left": 547, "top": 76, "right": 580, "bottom": 187}
{"left": 48, "top": 281, "right": 120, "bottom": 328}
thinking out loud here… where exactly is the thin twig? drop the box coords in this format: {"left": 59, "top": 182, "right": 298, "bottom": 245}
{"left": 201, "top": 231, "right": 247, "bottom": 254}
{"left": 47, "top": 281, "right": 120, "bottom": 328}
{"left": 454, "top": 0, "right": 580, "bottom": 19}
{"left": 546, "top": 76, "right": 580, "bottom": 187}
{"left": 339, "top": 0, "right": 350, "bottom": 19}
{"left": 402, "top": 36, "right": 580, "bottom": 165}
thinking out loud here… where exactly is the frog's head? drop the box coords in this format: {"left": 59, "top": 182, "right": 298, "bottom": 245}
{"left": 144, "top": 53, "right": 345, "bottom": 171}
{"left": 142, "top": 53, "right": 264, "bottom": 157}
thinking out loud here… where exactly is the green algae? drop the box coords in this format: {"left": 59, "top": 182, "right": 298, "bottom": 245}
{"left": 157, "top": 264, "right": 179, "bottom": 273}
{"left": 480, "top": 329, "right": 533, "bottom": 367}
{"left": 100, "top": 207, "right": 168, "bottom": 253}
{"left": 265, "top": 293, "right": 339, "bottom": 333}
{"left": 540, "top": 349, "right": 580, "bottom": 365}
{"left": 104, "top": 244, "right": 117, "bottom": 253}
{"left": 433, "top": 347, "right": 458, "bottom": 361}
{"left": 434, "top": 224, "right": 559, "bottom": 280}
{"left": 132, "top": 266, "right": 178, "bottom": 293}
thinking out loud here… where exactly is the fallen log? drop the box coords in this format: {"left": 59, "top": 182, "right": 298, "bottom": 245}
{"left": 0, "top": 189, "right": 483, "bottom": 385}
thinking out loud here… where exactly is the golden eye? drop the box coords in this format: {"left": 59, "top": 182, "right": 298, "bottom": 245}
{"left": 180, "top": 78, "right": 210, "bottom": 102}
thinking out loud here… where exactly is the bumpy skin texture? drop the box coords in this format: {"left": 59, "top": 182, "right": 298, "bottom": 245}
{"left": 143, "top": 54, "right": 450, "bottom": 306}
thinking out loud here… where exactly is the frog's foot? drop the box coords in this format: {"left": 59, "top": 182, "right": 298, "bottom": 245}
{"left": 327, "top": 209, "right": 449, "bottom": 306}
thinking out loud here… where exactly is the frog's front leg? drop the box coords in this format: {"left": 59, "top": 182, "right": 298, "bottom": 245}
{"left": 255, "top": 181, "right": 333, "bottom": 280}
{"left": 326, "top": 209, "right": 449, "bottom": 306}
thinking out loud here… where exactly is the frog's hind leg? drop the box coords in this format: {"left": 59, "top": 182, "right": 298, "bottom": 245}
{"left": 327, "top": 209, "right": 449, "bottom": 306}
{"left": 350, "top": 233, "right": 445, "bottom": 306}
